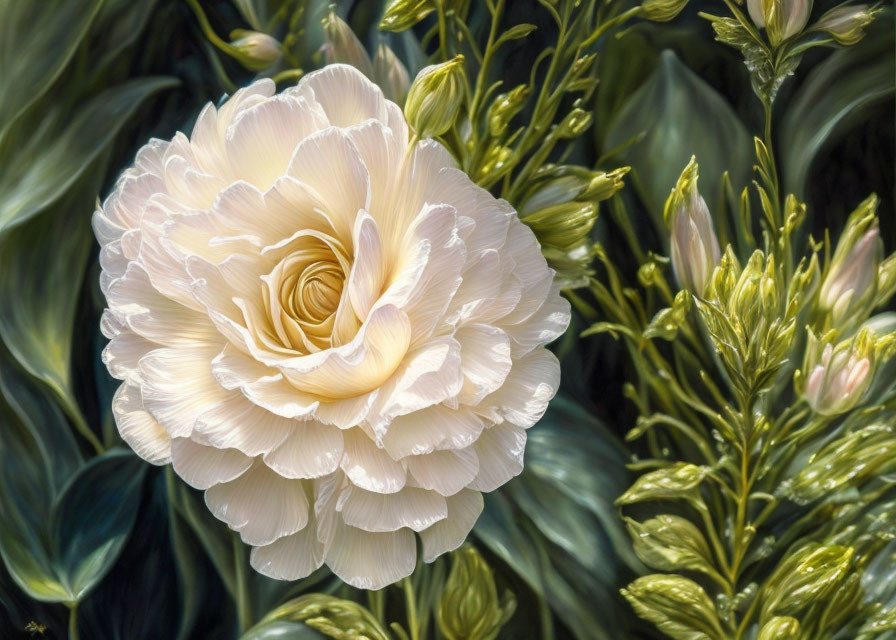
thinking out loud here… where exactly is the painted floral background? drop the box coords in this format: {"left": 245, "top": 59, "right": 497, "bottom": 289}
{"left": 0, "top": 0, "right": 893, "bottom": 638}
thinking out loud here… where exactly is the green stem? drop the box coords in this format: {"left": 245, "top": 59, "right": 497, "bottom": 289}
{"left": 68, "top": 603, "right": 80, "bottom": 640}
{"left": 402, "top": 577, "right": 420, "bottom": 640}
{"left": 233, "top": 534, "right": 252, "bottom": 633}
{"left": 62, "top": 394, "right": 104, "bottom": 456}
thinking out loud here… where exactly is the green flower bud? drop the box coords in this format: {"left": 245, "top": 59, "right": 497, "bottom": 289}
{"left": 640, "top": 0, "right": 690, "bottom": 22}
{"left": 748, "top": 0, "right": 812, "bottom": 42}
{"left": 621, "top": 575, "right": 726, "bottom": 639}
{"left": 323, "top": 10, "right": 373, "bottom": 78}
{"left": 248, "top": 594, "right": 391, "bottom": 640}
{"left": 761, "top": 544, "right": 854, "bottom": 619}
{"left": 372, "top": 43, "right": 410, "bottom": 103}
{"left": 580, "top": 167, "right": 630, "bottom": 202}
{"left": 801, "top": 329, "right": 874, "bottom": 415}
{"left": 405, "top": 55, "right": 465, "bottom": 138}
{"left": 556, "top": 108, "right": 592, "bottom": 138}
{"left": 438, "top": 547, "right": 516, "bottom": 640}
{"left": 666, "top": 157, "right": 721, "bottom": 297}
{"left": 818, "top": 195, "right": 882, "bottom": 329}
{"left": 521, "top": 201, "right": 597, "bottom": 252}
{"left": 815, "top": 4, "right": 878, "bottom": 45}
{"left": 643, "top": 290, "right": 691, "bottom": 341}
{"left": 758, "top": 617, "right": 801, "bottom": 640}
{"left": 487, "top": 85, "right": 530, "bottom": 137}
{"left": 625, "top": 515, "right": 716, "bottom": 577}
{"left": 380, "top": 0, "right": 436, "bottom": 32}
{"left": 617, "top": 463, "right": 706, "bottom": 506}
{"left": 229, "top": 31, "right": 282, "bottom": 71}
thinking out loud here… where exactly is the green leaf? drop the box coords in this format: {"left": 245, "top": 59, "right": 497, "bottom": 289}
{"left": 616, "top": 462, "right": 707, "bottom": 506}
{"left": 50, "top": 450, "right": 147, "bottom": 602}
{"left": 0, "top": 0, "right": 104, "bottom": 142}
{"left": 0, "top": 176, "right": 98, "bottom": 436}
{"left": 0, "top": 76, "right": 178, "bottom": 235}
{"left": 780, "top": 25, "right": 894, "bottom": 198}
{"left": 244, "top": 594, "right": 389, "bottom": 640}
{"left": 605, "top": 50, "right": 752, "bottom": 230}
{"left": 625, "top": 515, "right": 718, "bottom": 580}
{"left": 475, "top": 395, "right": 636, "bottom": 640}
{"left": 621, "top": 574, "right": 725, "bottom": 640}
{"left": 241, "top": 621, "right": 328, "bottom": 639}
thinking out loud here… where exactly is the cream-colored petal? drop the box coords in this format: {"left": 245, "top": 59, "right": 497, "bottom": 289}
{"left": 108, "top": 262, "right": 218, "bottom": 347}
{"left": 336, "top": 485, "right": 447, "bottom": 532}
{"left": 112, "top": 384, "right": 172, "bottom": 465}
{"left": 370, "top": 336, "right": 463, "bottom": 432}
{"left": 456, "top": 323, "right": 513, "bottom": 405}
{"left": 467, "top": 424, "right": 526, "bottom": 492}
{"left": 290, "top": 64, "right": 388, "bottom": 129}
{"left": 279, "top": 304, "right": 411, "bottom": 398}
{"left": 205, "top": 461, "right": 310, "bottom": 546}
{"left": 481, "top": 348, "right": 560, "bottom": 428}
{"left": 225, "top": 93, "right": 327, "bottom": 189}
{"left": 382, "top": 405, "right": 484, "bottom": 459}
{"left": 263, "top": 421, "right": 344, "bottom": 478}
{"left": 250, "top": 521, "right": 324, "bottom": 581}
{"left": 347, "top": 211, "right": 386, "bottom": 321}
{"left": 407, "top": 447, "right": 479, "bottom": 497}
{"left": 170, "top": 437, "right": 253, "bottom": 489}
{"left": 139, "top": 346, "right": 230, "bottom": 437}
{"left": 341, "top": 429, "right": 406, "bottom": 494}
{"left": 286, "top": 127, "right": 370, "bottom": 243}
{"left": 193, "top": 393, "right": 294, "bottom": 457}
{"left": 325, "top": 523, "right": 415, "bottom": 590}
{"left": 419, "top": 489, "right": 483, "bottom": 562}
{"left": 504, "top": 283, "right": 571, "bottom": 357}
{"left": 101, "top": 315, "right": 156, "bottom": 385}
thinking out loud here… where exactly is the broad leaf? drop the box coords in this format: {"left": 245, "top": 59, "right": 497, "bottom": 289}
{"left": 605, "top": 50, "right": 752, "bottom": 230}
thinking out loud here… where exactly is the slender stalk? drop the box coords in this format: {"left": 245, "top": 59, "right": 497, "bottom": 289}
{"left": 232, "top": 535, "right": 252, "bottom": 633}
{"left": 62, "top": 394, "right": 104, "bottom": 455}
{"left": 402, "top": 577, "right": 421, "bottom": 640}
{"left": 68, "top": 603, "right": 80, "bottom": 640}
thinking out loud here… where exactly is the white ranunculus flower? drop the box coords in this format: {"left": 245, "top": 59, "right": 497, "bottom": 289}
{"left": 95, "top": 64, "right": 569, "bottom": 589}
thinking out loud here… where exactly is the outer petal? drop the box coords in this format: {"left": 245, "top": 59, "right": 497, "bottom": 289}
{"left": 324, "top": 523, "right": 415, "bottom": 590}
{"left": 341, "top": 428, "right": 406, "bottom": 494}
{"left": 170, "top": 437, "right": 253, "bottom": 490}
{"left": 263, "top": 421, "right": 344, "bottom": 479}
{"left": 480, "top": 348, "right": 560, "bottom": 428}
{"left": 290, "top": 64, "right": 389, "bottom": 129}
{"left": 419, "top": 489, "right": 484, "bottom": 562}
{"left": 336, "top": 485, "right": 447, "bottom": 532}
{"left": 407, "top": 448, "right": 479, "bottom": 497}
{"left": 250, "top": 521, "right": 325, "bottom": 581}
{"left": 112, "top": 384, "right": 171, "bottom": 465}
{"left": 467, "top": 424, "right": 527, "bottom": 492}
{"left": 205, "top": 462, "right": 310, "bottom": 546}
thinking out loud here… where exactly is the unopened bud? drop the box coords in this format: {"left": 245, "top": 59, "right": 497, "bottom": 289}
{"left": 666, "top": 157, "right": 721, "bottom": 297}
{"left": 521, "top": 201, "right": 597, "bottom": 252}
{"left": 372, "top": 43, "right": 410, "bottom": 103}
{"left": 748, "top": 0, "right": 811, "bottom": 42}
{"left": 438, "top": 547, "right": 515, "bottom": 640}
{"left": 580, "top": 167, "right": 630, "bottom": 202}
{"left": 815, "top": 4, "right": 878, "bottom": 45}
{"left": 230, "top": 31, "right": 282, "bottom": 71}
{"left": 405, "top": 55, "right": 465, "bottom": 138}
{"left": 556, "top": 108, "right": 592, "bottom": 138}
{"left": 818, "top": 195, "right": 882, "bottom": 328}
{"left": 640, "top": 0, "right": 690, "bottom": 22}
{"left": 487, "top": 85, "right": 530, "bottom": 137}
{"left": 323, "top": 10, "right": 373, "bottom": 78}
{"left": 758, "top": 616, "right": 801, "bottom": 640}
{"left": 380, "top": 0, "right": 436, "bottom": 32}
{"left": 802, "top": 329, "right": 874, "bottom": 416}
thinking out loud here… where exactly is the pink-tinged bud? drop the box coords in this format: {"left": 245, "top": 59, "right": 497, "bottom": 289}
{"left": 230, "top": 32, "right": 282, "bottom": 71}
{"left": 802, "top": 331, "right": 873, "bottom": 415}
{"left": 748, "top": 0, "right": 812, "bottom": 41}
{"left": 322, "top": 10, "right": 373, "bottom": 78}
{"left": 818, "top": 196, "right": 882, "bottom": 328}
{"left": 666, "top": 157, "right": 721, "bottom": 297}
{"left": 815, "top": 4, "right": 878, "bottom": 45}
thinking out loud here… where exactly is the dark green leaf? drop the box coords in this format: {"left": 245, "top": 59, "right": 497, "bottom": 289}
{"left": 50, "top": 450, "right": 146, "bottom": 602}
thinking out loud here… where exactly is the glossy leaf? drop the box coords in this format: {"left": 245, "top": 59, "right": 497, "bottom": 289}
{"left": 0, "top": 76, "right": 178, "bottom": 235}
{"left": 621, "top": 574, "right": 725, "bottom": 640}
{"left": 50, "top": 450, "right": 147, "bottom": 602}
{"left": 605, "top": 50, "right": 752, "bottom": 227}
{"left": 0, "top": 0, "right": 103, "bottom": 142}
{"left": 780, "top": 27, "right": 894, "bottom": 198}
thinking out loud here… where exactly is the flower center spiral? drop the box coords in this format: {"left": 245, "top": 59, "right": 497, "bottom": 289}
{"left": 262, "top": 234, "right": 350, "bottom": 353}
